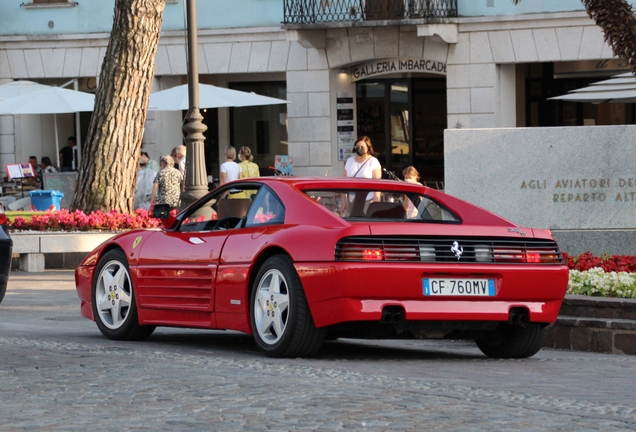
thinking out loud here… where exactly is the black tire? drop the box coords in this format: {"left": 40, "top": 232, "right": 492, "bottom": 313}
{"left": 92, "top": 249, "right": 155, "bottom": 341}
{"left": 476, "top": 324, "right": 545, "bottom": 359}
{"left": 250, "top": 255, "right": 325, "bottom": 358}
{"left": 0, "top": 280, "right": 6, "bottom": 304}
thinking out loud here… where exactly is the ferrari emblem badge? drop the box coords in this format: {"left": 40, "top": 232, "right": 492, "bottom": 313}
{"left": 451, "top": 241, "right": 463, "bottom": 260}
{"left": 508, "top": 227, "right": 527, "bottom": 236}
{"left": 132, "top": 236, "right": 142, "bottom": 249}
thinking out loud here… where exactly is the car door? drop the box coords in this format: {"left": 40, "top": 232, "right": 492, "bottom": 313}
{"left": 135, "top": 185, "right": 259, "bottom": 322}
{"left": 135, "top": 229, "right": 227, "bottom": 315}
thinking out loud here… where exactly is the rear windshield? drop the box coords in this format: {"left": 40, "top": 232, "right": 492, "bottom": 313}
{"left": 304, "top": 189, "right": 460, "bottom": 223}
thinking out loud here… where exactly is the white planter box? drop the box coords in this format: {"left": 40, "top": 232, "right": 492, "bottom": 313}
{"left": 11, "top": 232, "right": 118, "bottom": 272}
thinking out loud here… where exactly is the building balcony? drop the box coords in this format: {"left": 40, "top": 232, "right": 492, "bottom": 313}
{"left": 283, "top": 0, "right": 458, "bottom": 28}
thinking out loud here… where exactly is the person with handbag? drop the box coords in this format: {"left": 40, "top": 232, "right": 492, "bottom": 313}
{"left": 343, "top": 136, "right": 382, "bottom": 179}
{"left": 341, "top": 136, "right": 382, "bottom": 215}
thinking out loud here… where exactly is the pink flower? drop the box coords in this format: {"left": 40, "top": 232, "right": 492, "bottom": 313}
{"left": 8, "top": 208, "right": 161, "bottom": 232}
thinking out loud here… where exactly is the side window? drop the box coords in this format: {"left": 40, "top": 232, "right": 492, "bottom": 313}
{"left": 407, "top": 195, "right": 458, "bottom": 221}
{"left": 245, "top": 187, "right": 285, "bottom": 226}
{"left": 179, "top": 186, "right": 258, "bottom": 232}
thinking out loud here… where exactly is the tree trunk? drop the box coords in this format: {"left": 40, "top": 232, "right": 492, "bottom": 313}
{"left": 72, "top": 0, "right": 165, "bottom": 213}
{"left": 582, "top": 0, "right": 636, "bottom": 74}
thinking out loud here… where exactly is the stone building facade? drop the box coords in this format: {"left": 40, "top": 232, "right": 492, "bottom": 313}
{"left": 0, "top": 7, "right": 625, "bottom": 183}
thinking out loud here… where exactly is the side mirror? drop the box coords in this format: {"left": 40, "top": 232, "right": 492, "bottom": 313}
{"left": 151, "top": 204, "right": 177, "bottom": 229}
{"left": 152, "top": 203, "right": 171, "bottom": 219}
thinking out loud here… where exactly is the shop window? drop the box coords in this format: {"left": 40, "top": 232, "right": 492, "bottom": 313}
{"left": 230, "top": 82, "right": 287, "bottom": 176}
{"left": 520, "top": 62, "right": 636, "bottom": 127}
{"left": 356, "top": 78, "right": 446, "bottom": 187}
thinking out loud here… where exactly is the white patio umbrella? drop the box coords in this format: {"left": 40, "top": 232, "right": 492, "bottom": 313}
{"left": 0, "top": 86, "right": 95, "bottom": 114}
{"left": 0, "top": 86, "right": 95, "bottom": 168}
{"left": 549, "top": 72, "right": 636, "bottom": 104}
{"left": 0, "top": 80, "right": 52, "bottom": 101}
{"left": 148, "top": 83, "right": 288, "bottom": 111}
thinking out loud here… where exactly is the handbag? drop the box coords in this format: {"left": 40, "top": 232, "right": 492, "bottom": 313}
{"left": 353, "top": 157, "right": 371, "bottom": 178}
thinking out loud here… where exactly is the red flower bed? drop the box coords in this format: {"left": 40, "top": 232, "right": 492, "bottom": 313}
{"left": 563, "top": 251, "right": 636, "bottom": 273}
{"left": 9, "top": 209, "right": 160, "bottom": 232}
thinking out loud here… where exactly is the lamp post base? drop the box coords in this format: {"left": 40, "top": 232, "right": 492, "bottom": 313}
{"left": 180, "top": 185, "right": 208, "bottom": 207}
{"left": 180, "top": 109, "right": 208, "bottom": 212}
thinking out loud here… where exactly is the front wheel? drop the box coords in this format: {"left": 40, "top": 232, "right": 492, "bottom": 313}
{"left": 92, "top": 249, "right": 155, "bottom": 341}
{"left": 250, "top": 255, "right": 325, "bottom": 358}
{"left": 475, "top": 324, "right": 545, "bottom": 359}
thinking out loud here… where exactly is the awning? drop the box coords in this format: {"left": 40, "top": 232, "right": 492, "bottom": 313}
{"left": 548, "top": 72, "right": 636, "bottom": 104}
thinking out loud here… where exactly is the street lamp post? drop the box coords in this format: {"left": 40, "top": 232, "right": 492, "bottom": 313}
{"left": 181, "top": 0, "right": 208, "bottom": 208}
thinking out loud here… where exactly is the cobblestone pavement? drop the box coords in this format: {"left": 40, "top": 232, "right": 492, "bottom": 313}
{"left": 1, "top": 271, "right": 636, "bottom": 431}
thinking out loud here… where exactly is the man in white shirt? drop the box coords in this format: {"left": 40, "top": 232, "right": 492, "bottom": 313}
{"left": 134, "top": 152, "right": 157, "bottom": 210}
{"left": 176, "top": 145, "right": 186, "bottom": 175}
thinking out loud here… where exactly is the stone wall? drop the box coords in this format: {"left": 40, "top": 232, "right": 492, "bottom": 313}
{"left": 445, "top": 125, "right": 636, "bottom": 254}
{"left": 544, "top": 296, "right": 636, "bottom": 355}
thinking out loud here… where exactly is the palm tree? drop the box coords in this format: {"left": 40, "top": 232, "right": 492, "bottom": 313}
{"left": 514, "top": 0, "right": 636, "bottom": 74}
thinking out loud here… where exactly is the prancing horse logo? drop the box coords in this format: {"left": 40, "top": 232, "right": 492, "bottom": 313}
{"left": 451, "top": 241, "right": 463, "bottom": 260}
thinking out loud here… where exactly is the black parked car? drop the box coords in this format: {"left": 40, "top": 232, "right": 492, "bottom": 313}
{"left": 0, "top": 203, "right": 12, "bottom": 303}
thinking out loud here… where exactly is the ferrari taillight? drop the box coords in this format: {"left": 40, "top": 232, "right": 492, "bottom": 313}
{"left": 337, "top": 243, "right": 385, "bottom": 261}
{"left": 336, "top": 237, "right": 563, "bottom": 264}
{"left": 526, "top": 250, "right": 561, "bottom": 264}
{"left": 362, "top": 249, "right": 383, "bottom": 260}
{"left": 384, "top": 244, "right": 419, "bottom": 261}
{"left": 493, "top": 248, "right": 525, "bottom": 263}
{"left": 525, "top": 252, "right": 541, "bottom": 263}
{"left": 495, "top": 248, "right": 560, "bottom": 264}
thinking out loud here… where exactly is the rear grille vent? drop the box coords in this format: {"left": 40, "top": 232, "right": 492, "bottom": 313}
{"left": 335, "top": 236, "right": 563, "bottom": 264}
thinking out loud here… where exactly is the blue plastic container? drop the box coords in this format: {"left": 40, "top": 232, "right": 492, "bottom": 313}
{"left": 30, "top": 190, "right": 64, "bottom": 211}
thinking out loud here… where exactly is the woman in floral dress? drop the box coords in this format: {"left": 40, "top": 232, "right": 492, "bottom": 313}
{"left": 151, "top": 155, "right": 184, "bottom": 210}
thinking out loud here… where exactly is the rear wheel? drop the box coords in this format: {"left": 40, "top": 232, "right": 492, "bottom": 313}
{"left": 92, "top": 249, "right": 155, "bottom": 341}
{"left": 250, "top": 255, "right": 325, "bottom": 358}
{"left": 476, "top": 324, "right": 545, "bottom": 359}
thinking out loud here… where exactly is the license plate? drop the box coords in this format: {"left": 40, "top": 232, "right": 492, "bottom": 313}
{"left": 423, "top": 278, "right": 495, "bottom": 297}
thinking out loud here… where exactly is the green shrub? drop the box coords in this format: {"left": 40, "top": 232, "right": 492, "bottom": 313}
{"left": 5, "top": 211, "right": 43, "bottom": 223}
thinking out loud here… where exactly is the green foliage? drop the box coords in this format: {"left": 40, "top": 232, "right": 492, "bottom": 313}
{"left": 5, "top": 211, "right": 42, "bottom": 223}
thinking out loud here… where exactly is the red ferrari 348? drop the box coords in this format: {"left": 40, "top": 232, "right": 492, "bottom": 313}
{"left": 75, "top": 177, "right": 569, "bottom": 358}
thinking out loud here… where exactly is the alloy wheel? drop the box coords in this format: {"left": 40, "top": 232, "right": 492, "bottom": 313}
{"left": 95, "top": 260, "right": 133, "bottom": 330}
{"left": 253, "top": 268, "right": 290, "bottom": 345}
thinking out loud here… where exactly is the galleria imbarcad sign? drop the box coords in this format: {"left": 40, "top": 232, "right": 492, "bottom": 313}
{"left": 351, "top": 58, "right": 447, "bottom": 81}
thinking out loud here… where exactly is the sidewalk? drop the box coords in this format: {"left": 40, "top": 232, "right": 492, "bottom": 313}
{"left": 7, "top": 270, "right": 76, "bottom": 291}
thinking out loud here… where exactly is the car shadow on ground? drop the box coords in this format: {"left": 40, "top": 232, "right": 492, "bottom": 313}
{"left": 318, "top": 339, "right": 486, "bottom": 361}
{"left": 125, "top": 331, "right": 486, "bottom": 361}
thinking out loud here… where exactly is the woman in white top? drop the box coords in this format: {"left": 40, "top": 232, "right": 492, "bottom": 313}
{"left": 342, "top": 136, "right": 382, "bottom": 213}
{"left": 220, "top": 146, "right": 241, "bottom": 184}
{"left": 343, "top": 136, "right": 382, "bottom": 179}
